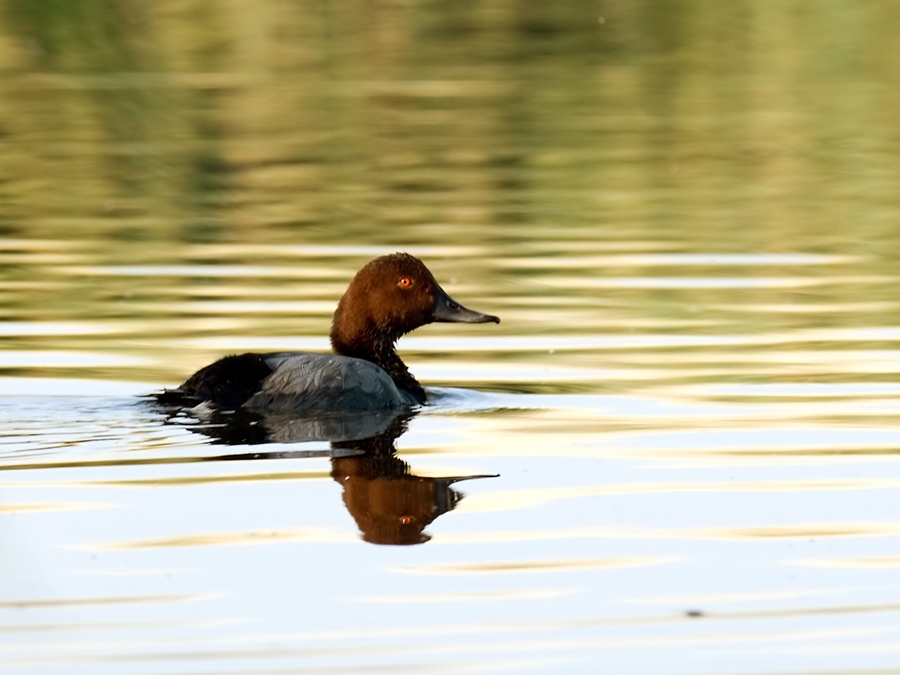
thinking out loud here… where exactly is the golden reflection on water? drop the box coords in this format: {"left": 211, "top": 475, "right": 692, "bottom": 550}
{"left": 626, "top": 589, "right": 841, "bottom": 606}
{"left": 0, "top": 594, "right": 211, "bottom": 609}
{"left": 3, "top": 1, "right": 900, "bottom": 672}
{"left": 0, "top": 501, "right": 111, "bottom": 514}
{"left": 0, "top": 457, "right": 330, "bottom": 473}
{"left": 457, "top": 479, "right": 900, "bottom": 514}
{"left": 395, "top": 557, "right": 677, "bottom": 575}
{"left": 355, "top": 589, "right": 577, "bottom": 604}
{"left": 495, "top": 254, "right": 855, "bottom": 268}
{"left": 434, "top": 524, "right": 900, "bottom": 545}
{"left": 82, "top": 470, "right": 331, "bottom": 487}
{"left": 86, "top": 527, "right": 353, "bottom": 550}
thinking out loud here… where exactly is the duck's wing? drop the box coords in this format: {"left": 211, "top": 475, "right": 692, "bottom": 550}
{"left": 245, "top": 353, "right": 418, "bottom": 413}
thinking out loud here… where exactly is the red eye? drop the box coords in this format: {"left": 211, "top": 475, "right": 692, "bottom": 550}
{"left": 398, "top": 277, "right": 412, "bottom": 288}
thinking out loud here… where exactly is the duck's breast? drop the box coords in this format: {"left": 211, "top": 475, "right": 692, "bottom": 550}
{"left": 244, "top": 352, "right": 417, "bottom": 413}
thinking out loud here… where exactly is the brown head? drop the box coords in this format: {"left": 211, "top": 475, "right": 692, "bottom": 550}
{"left": 329, "top": 253, "right": 499, "bottom": 401}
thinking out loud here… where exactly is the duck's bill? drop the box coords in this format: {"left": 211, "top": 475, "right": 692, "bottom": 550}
{"left": 432, "top": 286, "right": 500, "bottom": 324}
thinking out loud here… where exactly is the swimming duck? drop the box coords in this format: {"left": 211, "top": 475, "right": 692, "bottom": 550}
{"left": 165, "top": 253, "right": 499, "bottom": 412}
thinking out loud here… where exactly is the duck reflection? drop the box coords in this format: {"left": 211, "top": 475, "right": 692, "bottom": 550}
{"left": 329, "top": 414, "right": 495, "bottom": 545}
{"left": 156, "top": 400, "right": 494, "bottom": 545}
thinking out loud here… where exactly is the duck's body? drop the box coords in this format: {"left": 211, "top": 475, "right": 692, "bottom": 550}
{"left": 165, "top": 253, "right": 499, "bottom": 412}
{"left": 180, "top": 351, "right": 418, "bottom": 412}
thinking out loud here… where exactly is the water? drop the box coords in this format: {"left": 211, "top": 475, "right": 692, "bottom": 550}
{"left": 3, "top": 2, "right": 900, "bottom": 673}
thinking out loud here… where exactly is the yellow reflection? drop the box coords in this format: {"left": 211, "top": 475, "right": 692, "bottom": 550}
{"left": 0, "top": 352, "right": 150, "bottom": 368}
{"left": 0, "top": 239, "right": 83, "bottom": 251}
{"left": 692, "top": 522, "right": 900, "bottom": 541}
{"left": 0, "top": 618, "right": 211, "bottom": 634}
{"left": 176, "top": 331, "right": 900, "bottom": 355}
{"left": 0, "top": 252, "right": 79, "bottom": 264}
{"left": 355, "top": 588, "right": 577, "bottom": 604}
{"left": 520, "top": 241, "right": 679, "bottom": 253}
{"left": 89, "top": 470, "right": 331, "bottom": 487}
{"left": 170, "top": 284, "right": 328, "bottom": 298}
{"left": 0, "top": 456, "right": 319, "bottom": 473}
{"left": 620, "top": 349, "right": 900, "bottom": 367}
{"left": 0, "top": 281, "right": 64, "bottom": 291}
{"left": 625, "top": 588, "right": 840, "bottom": 605}
{"left": 53, "top": 264, "right": 343, "bottom": 278}
{"left": 180, "top": 336, "right": 330, "bottom": 352}
{"left": 0, "top": 593, "right": 212, "bottom": 609}
{"left": 495, "top": 253, "right": 853, "bottom": 268}
{"left": 536, "top": 275, "right": 836, "bottom": 289}
{"left": 187, "top": 243, "right": 485, "bottom": 258}
{"left": 429, "top": 415, "right": 900, "bottom": 463}
{"left": 714, "top": 302, "right": 898, "bottom": 314}
{"left": 394, "top": 556, "right": 676, "bottom": 575}
{"left": 457, "top": 479, "right": 900, "bottom": 514}
{"left": 674, "top": 382, "right": 900, "bottom": 398}
{"left": 169, "top": 301, "right": 335, "bottom": 315}
{"left": 436, "top": 523, "right": 900, "bottom": 545}
{"left": 0, "top": 322, "right": 127, "bottom": 336}
{"left": 83, "top": 527, "right": 353, "bottom": 550}
{"left": 417, "top": 363, "right": 658, "bottom": 382}
{"left": 435, "top": 529, "right": 620, "bottom": 544}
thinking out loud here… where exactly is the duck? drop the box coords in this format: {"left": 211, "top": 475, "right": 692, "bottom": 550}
{"left": 163, "top": 253, "right": 499, "bottom": 413}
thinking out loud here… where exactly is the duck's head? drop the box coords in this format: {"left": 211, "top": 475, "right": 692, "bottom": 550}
{"left": 330, "top": 253, "right": 499, "bottom": 356}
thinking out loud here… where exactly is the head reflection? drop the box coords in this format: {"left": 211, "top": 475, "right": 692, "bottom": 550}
{"left": 161, "top": 403, "right": 494, "bottom": 546}
{"left": 330, "top": 415, "right": 487, "bottom": 545}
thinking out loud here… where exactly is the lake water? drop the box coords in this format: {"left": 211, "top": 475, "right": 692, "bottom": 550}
{"left": 3, "top": 2, "right": 900, "bottom": 673}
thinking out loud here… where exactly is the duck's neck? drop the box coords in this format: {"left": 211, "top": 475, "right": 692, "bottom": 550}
{"left": 332, "top": 334, "right": 426, "bottom": 404}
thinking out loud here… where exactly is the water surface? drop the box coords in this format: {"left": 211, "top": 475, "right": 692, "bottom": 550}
{"left": 3, "top": 2, "right": 900, "bottom": 673}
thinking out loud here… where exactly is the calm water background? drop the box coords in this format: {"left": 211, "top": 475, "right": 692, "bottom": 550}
{"left": 3, "top": 2, "right": 900, "bottom": 673}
